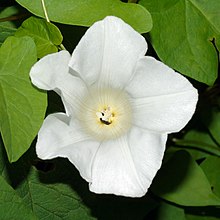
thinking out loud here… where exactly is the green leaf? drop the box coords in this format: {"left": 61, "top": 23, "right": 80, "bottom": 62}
{"left": 173, "top": 129, "right": 220, "bottom": 157}
{"left": 201, "top": 107, "right": 220, "bottom": 146}
{"left": 0, "top": 36, "right": 47, "bottom": 162}
{"left": 0, "top": 139, "right": 95, "bottom": 219}
{"left": 140, "top": 0, "right": 219, "bottom": 85}
{"left": 0, "top": 175, "right": 38, "bottom": 220}
{"left": 19, "top": 168, "right": 95, "bottom": 220}
{"left": 186, "top": 214, "right": 220, "bottom": 220}
{"left": 165, "top": 146, "right": 209, "bottom": 162}
{"left": 15, "top": 16, "right": 63, "bottom": 58}
{"left": 154, "top": 202, "right": 186, "bottom": 220}
{"left": 0, "top": 25, "right": 16, "bottom": 46}
{"left": 151, "top": 150, "right": 220, "bottom": 206}
{"left": 201, "top": 156, "right": 220, "bottom": 198}
{"left": 15, "top": 0, "right": 152, "bottom": 33}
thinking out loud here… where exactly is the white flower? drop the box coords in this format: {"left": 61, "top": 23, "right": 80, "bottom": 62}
{"left": 30, "top": 16, "right": 198, "bottom": 197}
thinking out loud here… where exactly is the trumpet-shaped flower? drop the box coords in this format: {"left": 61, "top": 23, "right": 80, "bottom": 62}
{"left": 30, "top": 16, "right": 198, "bottom": 197}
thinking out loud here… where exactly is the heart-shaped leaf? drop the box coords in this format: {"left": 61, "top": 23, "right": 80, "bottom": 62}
{"left": 15, "top": 0, "right": 152, "bottom": 33}
{"left": 15, "top": 16, "right": 63, "bottom": 58}
{"left": 140, "top": 0, "right": 220, "bottom": 85}
{"left": 0, "top": 36, "right": 47, "bottom": 162}
{"left": 151, "top": 151, "right": 220, "bottom": 206}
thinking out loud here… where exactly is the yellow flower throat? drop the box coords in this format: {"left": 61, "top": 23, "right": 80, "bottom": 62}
{"left": 78, "top": 88, "right": 132, "bottom": 141}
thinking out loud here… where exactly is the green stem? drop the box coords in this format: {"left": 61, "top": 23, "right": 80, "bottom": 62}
{"left": 41, "top": 0, "right": 66, "bottom": 51}
{"left": 0, "top": 13, "right": 29, "bottom": 22}
{"left": 41, "top": 0, "right": 50, "bottom": 22}
{"left": 59, "top": 44, "right": 67, "bottom": 51}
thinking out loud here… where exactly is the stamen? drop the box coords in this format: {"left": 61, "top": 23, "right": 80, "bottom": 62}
{"left": 96, "top": 106, "right": 114, "bottom": 125}
{"left": 100, "top": 118, "right": 111, "bottom": 125}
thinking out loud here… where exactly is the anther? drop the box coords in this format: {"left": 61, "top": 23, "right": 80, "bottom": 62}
{"left": 96, "top": 106, "right": 114, "bottom": 125}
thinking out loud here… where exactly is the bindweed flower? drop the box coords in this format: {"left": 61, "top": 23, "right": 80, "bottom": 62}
{"left": 30, "top": 16, "right": 198, "bottom": 197}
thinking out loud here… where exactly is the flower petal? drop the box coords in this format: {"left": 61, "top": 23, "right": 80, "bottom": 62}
{"left": 89, "top": 127, "right": 167, "bottom": 197}
{"left": 126, "top": 56, "right": 198, "bottom": 133}
{"left": 69, "top": 16, "right": 147, "bottom": 89}
{"left": 30, "top": 50, "right": 71, "bottom": 90}
{"left": 30, "top": 50, "right": 87, "bottom": 116}
{"left": 36, "top": 113, "right": 100, "bottom": 181}
{"left": 128, "top": 127, "right": 167, "bottom": 193}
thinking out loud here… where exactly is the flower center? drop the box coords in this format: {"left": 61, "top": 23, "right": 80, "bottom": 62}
{"left": 96, "top": 106, "right": 114, "bottom": 125}
{"left": 78, "top": 88, "right": 132, "bottom": 141}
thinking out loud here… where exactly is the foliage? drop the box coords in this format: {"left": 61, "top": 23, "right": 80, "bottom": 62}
{"left": 140, "top": 0, "right": 220, "bottom": 85}
{"left": 0, "top": 36, "right": 47, "bottom": 162}
{"left": 15, "top": 0, "right": 152, "bottom": 33}
{"left": 15, "top": 16, "right": 63, "bottom": 58}
{"left": 0, "top": 0, "right": 220, "bottom": 219}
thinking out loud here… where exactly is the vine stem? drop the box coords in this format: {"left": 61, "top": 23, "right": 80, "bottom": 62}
{"left": 41, "top": 0, "right": 66, "bottom": 50}
{"left": 41, "top": 0, "right": 50, "bottom": 23}
{"left": 59, "top": 44, "right": 66, "bottom": 50}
